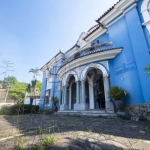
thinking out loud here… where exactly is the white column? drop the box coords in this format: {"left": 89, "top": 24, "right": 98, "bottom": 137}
{"left": 103, "top": 75, "right": 111, "bottom": 102}
{"left": 74, "top": 80, "right": 80, "bottom": 110}
{"left": 64, "top": 85, "right": 67, "bottom": 105}
{"left": 59, "top": 82, "right": 62, "bottom": 105}
{"left": 88, "top": 78, "right": 94, "bottom": 109}
{"left": 76, "top": 81, "right": 80, "bottom": 104}
{"left": 60, "top": 85, "right": 69, "bottom": 110}
{"left": 103, "top": 75, "right": 114, "bottom": 112}
{"left": 79, "top": 80, "right": 88, "bottom": 110}
{"left": 69, "top": 87, "right": 71, "bottom": 109}
{"left": 81, "top": 80, "right": 86, "bottom": 103}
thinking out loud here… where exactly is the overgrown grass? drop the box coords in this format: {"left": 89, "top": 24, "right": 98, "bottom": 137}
{"left": 0, "top": 104, "right": 39, "bottom": 115}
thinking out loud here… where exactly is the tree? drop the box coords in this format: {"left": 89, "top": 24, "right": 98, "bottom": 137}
{"left": 26, "top": 80, "right": 42, "bottom": 105}
{"left": 2, "top": 76, "right": 17, "bottom": 89}
{"left": 144, "top": 64, "right": 150, "bottom": 75}
{"left": 29, "top": 67, "right": 40, "bottom": 79}
{"left": 9, "top": 82, "right": 26, "bottom": 103}
{"left": 0, "top": 76, "right": 26, "bottom": 103}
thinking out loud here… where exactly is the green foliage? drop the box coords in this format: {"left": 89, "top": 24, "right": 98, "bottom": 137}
{"left": 41, "top": 135, "right": 59, "bottom": 148}
{"left": 9, "top": 82, "right": 26, "bottom": 102}
{"left": 26, "top": 80, "right": 42, "bottom": 93}
{"left": 0, "top": 76, "right": 27, "bottom": 102}
{"left": 2, "top": 76, "right": 17, "bottom": 89}
{"left": 35, "top": 80, "right": 42, "bottom": 91}
{"left": 51, "top": 97, "right": 58, "bottom": 106}
{"left": 29, "top": 67, "right": 40, "bottom": 79}
{"left": 0, "top": 104, "right": 39, "bottom": 115}
{"left": 108, "top": 86, "right": 127, "bottom": 100}
{"left": 144, "top": 64, "right": 150, "bottom": 75}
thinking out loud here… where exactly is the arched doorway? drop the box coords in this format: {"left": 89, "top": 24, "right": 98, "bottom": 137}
{"left": 93, "top": 74, "right": 105, "bottom": 109}
{"left": 68, "top": 75, "right": 76, "bottom": 110}
{"left": 86, "top": 68, "right": 105, "bottom": 109}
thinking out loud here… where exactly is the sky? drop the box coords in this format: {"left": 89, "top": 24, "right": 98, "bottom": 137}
{"left": 0, "top": 0, "right": 118, "bottom": 83}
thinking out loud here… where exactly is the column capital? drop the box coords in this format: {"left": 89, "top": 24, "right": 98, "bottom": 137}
{"left": 63, "top": 83, "right": 69, "bottom": 88}
{"left": 75, "top": 80, "right": 80, "bottom": 83}
{"left": 103, "top": 74, "right": 109, "bottom": 78}
{"left": 80, "top": 79, "right": 86, "bottom": 82}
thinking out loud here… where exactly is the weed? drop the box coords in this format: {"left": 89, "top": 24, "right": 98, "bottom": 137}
{"left": 72, "top": 133, "right": 78, "bottom": 137}
{"left": 144, "top": 127, "right": 149, "bottom": 133}
{"left": 15, "top": 137, "right": 24, "bottom": 149}
{"left": 41, "top": 135, "right": 59, "bottom": 147}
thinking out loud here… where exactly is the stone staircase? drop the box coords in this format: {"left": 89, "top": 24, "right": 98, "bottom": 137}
{"left": 57, "top": 109, "right": 117, "bottom": 118}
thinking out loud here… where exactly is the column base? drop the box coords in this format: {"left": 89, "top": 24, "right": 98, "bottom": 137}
{"left": 80, "top": 103, "right": 89, "bottom": 110}
{"left": 105, "top": 101, "right": 114, "bottom": 111}
{"left": 60, "top": 104, "right": 69, "bottom": 110}
{"left": 74, "top": 103, "right": 89, "bottom": 110}
{"left": 74, "top": 103, "right": 80, "bottom": 110}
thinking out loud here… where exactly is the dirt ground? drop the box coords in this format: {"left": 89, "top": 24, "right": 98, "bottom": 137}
{"left": 0, "top": 114, "right": 149, "bottom": 150}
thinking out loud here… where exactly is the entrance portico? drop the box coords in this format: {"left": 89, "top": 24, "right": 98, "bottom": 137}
{"left": 59, "top": 62, "right": 114, "bottom": 112}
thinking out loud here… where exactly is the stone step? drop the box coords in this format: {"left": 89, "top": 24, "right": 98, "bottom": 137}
{"left": 57, "top": 110, "right": 117, "bottom": 118}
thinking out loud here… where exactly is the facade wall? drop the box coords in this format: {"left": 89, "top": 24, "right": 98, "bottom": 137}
{"left": 40, "top": 0, "right": 150, "bottom": 110}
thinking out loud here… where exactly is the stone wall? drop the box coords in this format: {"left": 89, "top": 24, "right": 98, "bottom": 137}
{"left": 124, "top": 104, "right": 150, "bottom": 121}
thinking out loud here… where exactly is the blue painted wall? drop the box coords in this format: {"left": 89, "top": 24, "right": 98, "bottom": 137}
{"left": 94, "top": 3, "right": 150, "bottom": 104}
{"left": 41, "top": 0, "right": 150, "bottom": 106}
{"left": 39, "top": 72, "right": 47, "bottom": 108}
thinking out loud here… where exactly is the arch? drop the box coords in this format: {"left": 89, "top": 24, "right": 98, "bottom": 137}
{"left": 63, "top": 70, "right": 78, "bottom": 86}
{"left": 80, "top": 63, "right": 108, "bottom": 81}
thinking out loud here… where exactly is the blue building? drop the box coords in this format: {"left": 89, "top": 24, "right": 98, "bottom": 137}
{"left": 40, "top": 0, "right": 150, "bottom": 114}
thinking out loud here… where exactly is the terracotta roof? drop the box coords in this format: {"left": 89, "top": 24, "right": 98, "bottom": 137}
{"left": 84, "top": 0, "right": 122, "bottom": 40}
{"left": 96, "top": 0, "right": 122, "bottom": 22}
{"left": 59, "top": 47, "right": 123, "bottom": 69}
{"left": 83, "top": 24, "right": 101, "bottom": 40}
{"left": 83, "top": 47, "right": 123, "bottom": 56}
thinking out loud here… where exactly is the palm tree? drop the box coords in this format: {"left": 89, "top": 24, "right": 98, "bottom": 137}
{"left": 26, "top": 80, "right": 37, "bottom": 105}
{"left": 29, "top": 67, "right": 40, "bottom": 79}
{"left": 29, "top": 67, "right": 40, "bottom": 105}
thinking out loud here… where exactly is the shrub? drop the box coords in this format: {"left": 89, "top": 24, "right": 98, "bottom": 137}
{"left": 0, "top": 104, "right": 39, "bottom": 115}
{"left": 51, "top": 97, "right": 58, "bottom": 106}
{"left": 108, "top": 86, "right": 127, "bottom": 100}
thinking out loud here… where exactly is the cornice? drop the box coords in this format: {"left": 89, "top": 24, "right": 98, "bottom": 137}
{"left": 57, "top": 48, "right": 122, "bottom": 78}
{"left": 40, "top": 52, "right": 64, "bottom": 72}
{"left": 85, "top": 0, "right": 138, "bottom": 42}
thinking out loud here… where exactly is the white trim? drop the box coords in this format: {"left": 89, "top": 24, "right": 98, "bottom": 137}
{"left": 142, "top": 19, "right": 150, "bottom": 26}
{"left": 141, "top": 0, "right": 150, "bottom": 33}
{"left": 107, "top": 3, "right": 137, "bottom": 28}
{"left": 62, "top": 71, "right": 78, "bottom": 87}
{"left": 100, "top": 0, "right": 138, "bottom": 24}
{"left": 141, "top": 0, "right": 150, "bottom": 12}
{"left": 86, "top": 1, "right": 138, "bottom": 42}
{"left": 81, "top": 63, "right": 108, "bottom": 81}
{"left": 41, "top": 53, "right": 64, "bottom": 72}
{"left": 85, "top": 28, "right": 107, "bottom": 42}
{"left": 57, "top": 48, "right": 122, "bottom": 79}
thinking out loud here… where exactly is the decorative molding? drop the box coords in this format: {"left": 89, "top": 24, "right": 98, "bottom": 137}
{"left": 141, "top": 0, "right": 150, "bottom": 33}
{"left": 141, "top": 0, "right": 150, "bottom": 12}
{"left": 100, "top": 61, "right": 109, "bottom": 70}
{"left": 80, "top": 63, "right": 108, "bottom": 81}
{"left": 57, "top": 48, "right": 122, "bottom": 78}
{"left": 107, "top": 3, "right": 137, "bottom": 27}
{"left": 74, "top": 66, "right": 85, "bottom": 77}
{"left": 55, "top": 85, "right": 60, "bottom": 91}
{"left": 62, "top": 70, "right": 78, "bottom": 87}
